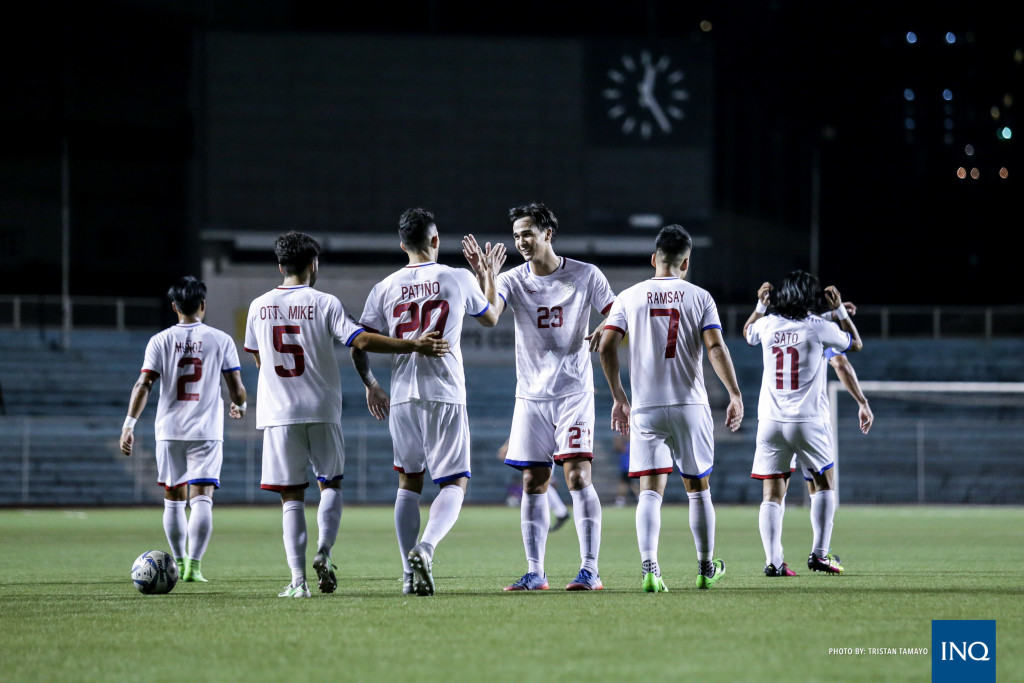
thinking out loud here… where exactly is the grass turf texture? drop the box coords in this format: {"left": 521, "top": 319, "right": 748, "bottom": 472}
{"left": 2, "top": 505, "right": 1021, "bottom": 682}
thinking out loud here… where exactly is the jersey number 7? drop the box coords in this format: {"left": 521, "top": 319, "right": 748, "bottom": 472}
{"left": 650, "top": 308, "right": 680, "bottom": 359}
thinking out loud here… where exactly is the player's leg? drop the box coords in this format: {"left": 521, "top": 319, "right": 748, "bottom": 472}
{"left": 409, "top": 403, "right": 472, "bottom": 596}
{"left": 556, "top": 393, "right": 602, "bottom": 591}
{"left": 546, "top": 482, "right": 570, "bottom": 530}
{"left": 309, "top": 423, "right": 346, "bottom": 594}
{"left": 389, "top": 402, "right": 425, "bottom": 593}
{"left": 504, "top": 399, "right": 553, "bottom": 591}
{"left": 260, "top": 425, "right": 312, "bottom": 597}
{"left": 795, "top": 423, "right": 843, "bottom": 574}
{"left": 629, "top": 407, "right": 671, "bottom": 591}
{"left": 156, "top": 440, "right": 188, "bottom": 568}
{"left": 675, "top": 405, "right": 724, "bottom": 589}
{"left": 753, "top": 420, "right": 795, "bottom": 577}
{"left": 181, "top": 440, "right": 223, "bottom": 582}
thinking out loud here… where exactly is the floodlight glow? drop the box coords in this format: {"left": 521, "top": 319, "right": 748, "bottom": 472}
{"left": 964, "top": 144, "right": 975, "bottom": 156}
{"left": 906, "top": 32, "right": 917, "bottom": 44}
{"left": 999, "top": 167, "right": 1009, "bottom": 179}
{"left": 904, "top": 88, "right": 915, "bottom": 101}
{"left": 956, "top": 167, "right": 967, "bottom": 179}
{"left": 942, "top": 89, "right": 953, "bottom": 101}
{"left": 945, "top": 32, "right": 956, "bottom": 44}
{"left": 999, "top": 127, "right": 1012, "bottom": 140}
{"left": 904, "top": 118, "right": 916, "bottom": 130}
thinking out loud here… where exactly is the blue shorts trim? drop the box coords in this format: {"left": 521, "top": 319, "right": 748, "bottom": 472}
{"left": 504, "top": 459, "right": 553, "bottom": 471}
{"left": 188, "top": 478, "right": 220, "bottom": 488}
{"left": 316, "top": 474, "right": 345, "bottom": 483}
{"left": 434, "top": 471, "right": 471, "bottom": 484}
{"left": 680, "top": 465, "right": 713, "bottom": 480}
{"left": 805, "top": 461, "right": 835, "bottom": 477}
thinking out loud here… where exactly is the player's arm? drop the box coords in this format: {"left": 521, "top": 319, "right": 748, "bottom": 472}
{"left": 350, "top": 330, "right": 450, "bottom": 357}
{"left": 829, "top": 354, "right": 873, "bottom": 434}
{"left": 350, "top": 345, "right": 390, "bottom": 421}
{"left": 120, "top": 371, "right": 156, "bottom": 456}
{"left": 249, "top": 351, "right": 262, "bottom": 369}
{"left": 742, "top": 281, "right": 772, "bottom": 339}
{"left": 702, "top": 328, "right": 744, "bottom": 432}
{"left": 224, "top": 370, "right": 247, "bottom": 419}
{"left": 462, "top": 234, "right": 506, "bottom": 316}
{"left": 824, "top": 285, "right": 863, "bottom": 352}
{"left": 597, "top": 327, "right": 630, "bottom": 436}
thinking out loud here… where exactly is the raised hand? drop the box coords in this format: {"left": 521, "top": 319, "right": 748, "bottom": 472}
{"left": 823, "top": 285, "right": 842, "bottom": 310}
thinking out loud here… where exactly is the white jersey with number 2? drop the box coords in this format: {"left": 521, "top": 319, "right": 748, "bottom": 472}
{"left": 141, "top": 322, "right": 241, "bottom": 442}
{"left": 746, "top": 314, "right": 851, "bottom": 422}
{"left": 244, "top": 285, "right": 365, "bottom": 429}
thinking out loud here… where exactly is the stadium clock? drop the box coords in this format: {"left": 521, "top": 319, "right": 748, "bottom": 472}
{"left": 600, "top": 49, "right": 690, "bottom": 141}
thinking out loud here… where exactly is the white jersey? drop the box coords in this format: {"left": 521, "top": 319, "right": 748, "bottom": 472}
{"left": 605, "top": 277, "right": 721, "bottom": 409}
{"left": 746, "top": 314, "right": 852, "bottom": 422}
{"left": 141, "top": 322, "right": 241, "bottom": 441}
{"left": 498, "top": 257, "right": 615, "bottom": 399}
{"left": 244, "top": 285, "right": 365, "bottom": 429}
{"left": 358, "top": 262, "right": 490, "bottom": 405}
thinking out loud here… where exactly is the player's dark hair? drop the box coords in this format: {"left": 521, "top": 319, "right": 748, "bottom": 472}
{"left": 398, "top": 208, "right": 435, "bottom": 252}
{"left": 655, "top": 224, "right": 692, "bottom": 262}
{"left": 275, "top": 231, "right": 321, "bottom": 275}
{"left": 773, "top": 270, "right": 820, "bottom": 320}
{"left": 167, "top": 276, "right": 206, "bottom": 316}
{"left": 509, "top": 202, "right": 557, "bottom": 238}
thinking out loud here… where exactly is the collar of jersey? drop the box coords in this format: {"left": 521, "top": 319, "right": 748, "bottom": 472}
{"left": 276, "top": 285, "right": 309, "bottom": 290}
{"left": 405, "top": 262, "right": 436, "bottom": 268}
{"left": 175, "top": 322, "right": 202, "bottom": 327}
{"left": 526, "top": 257, "right": 565, "bottom": 275}
{"left": 650, "top": 276, "right": 680, "bottom": 280}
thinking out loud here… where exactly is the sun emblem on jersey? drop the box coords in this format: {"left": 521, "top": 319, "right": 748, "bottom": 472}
{"left": 560, "top": 282, "right": 575, "bottom": 295}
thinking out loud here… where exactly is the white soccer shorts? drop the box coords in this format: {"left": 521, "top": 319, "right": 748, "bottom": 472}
{"left": 505, "top": 392, "right": 595, "bottom": 469}
{"left": 389, "top": 399, "right": 471, "bottom": 484}
{"left": 156, "top": 439, "right": 223, "bottom": 490}
{"left": 260, "top": 423, "right": 345, "bottom": 491}
{"left": 629, "top": 403, "right": 715, "bottom": 480}
{"left": 752, "top": 419, "right": 834, "bottom": 480}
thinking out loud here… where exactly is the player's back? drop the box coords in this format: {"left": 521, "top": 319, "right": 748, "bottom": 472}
{"left": 607, "top": 277, "right": 718, "bottom": 409}
{"left": 747, "top": 314, "right": 851, "bottom": 422}
{"left": 244, "top": 285, "right": 364, "bottom": 428}
{"left": 143, "top": 322, "right": 240, "bottom": 441}
{"left": 497, "top": 257, "right": 615, "bottom": 399}
{"left": 360, "top": 262, "right": 488, "bottom": 405}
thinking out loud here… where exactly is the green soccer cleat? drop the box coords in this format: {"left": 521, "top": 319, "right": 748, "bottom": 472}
{"left": 642, "top": 572, "right": 669, "bottom": 592}
{"left": 695, "top": 559, "right": 726, "bottom": 589}
{"left": 278, "top": 582, "right": 311, "bottom": 598}
{"left": 182, "top": 559, "right": 207, "bottom": 583}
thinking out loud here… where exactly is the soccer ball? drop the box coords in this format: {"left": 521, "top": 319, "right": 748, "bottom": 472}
{"left": 131, "top": 550, "right": 179, "bottom": 594}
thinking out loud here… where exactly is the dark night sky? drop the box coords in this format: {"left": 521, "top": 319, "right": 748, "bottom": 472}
{"left": 1, "top": 1, "right": 1019, "bottom": 306}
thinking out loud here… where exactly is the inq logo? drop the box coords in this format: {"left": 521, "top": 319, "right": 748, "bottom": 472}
{"left": 932, "top": 620, "right": 995, "bottom": 683}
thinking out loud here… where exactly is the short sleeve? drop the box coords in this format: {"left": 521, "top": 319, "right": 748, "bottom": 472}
{"left": 327, "top": 295, "right": 366, "bottom": 347}
{"left": 604, "top": 298, "right": 627, "bottom": 336}
{"left": 243, "top": 302, "right": 259, "bottom": 353}
{"left": 699, "top": 291, "right": 722, "bottom": 332}
{"left": 358, "top": 283, "right": 387, "bottom": 334}
{"left": 460, "top": 269, "right": 490, "bottom": 317}
{"left": 588, "top": 267, "right": 616, "bottom": 315}
{"left": 141, "top": 335, "right": 161, "bottom": 375}
{"left": 221, "top": 333, "right": 241, "bottom": 372}
{"left": 746, "top": 316, "right": 764, "bottom": 346}
{"left": 496, "top": 271, "right": 514, "bottom": 309}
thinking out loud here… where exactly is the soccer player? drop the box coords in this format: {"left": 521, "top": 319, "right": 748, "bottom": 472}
{"left": 743, "top": 272, "right": 863, "bottom": 577}
{"left": 244, "top": 231, "right": 449, "bottom": 598}
{"left": 464, "top": 202, "right": 615, "bottom": 591}
{"left": 120, "top": 276, "right": 247, "bottom": 583}
{"left": 598, "top": 224, "right": 744, "bottom": 591}
{"left": 351, "top": 208, "right": 500, "bottom": 596}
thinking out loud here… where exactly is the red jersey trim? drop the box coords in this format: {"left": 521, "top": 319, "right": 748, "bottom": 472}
{"left": 260, "top": 483, "right": 311, "bottom": 491}
{"left": 601, "top": 301, "right": 614, "bottom": 315}
{"left": 141, "top": 369, "right": 160, "bottom": 376}
{"left": 604, "top": 325, "right": 627, "bottom": 336}
{"left": 554, "top": 452, "right": 593, "bottom": 462}
{"left": 244, "top": 347, "right": 258, "bottom": 354}
{"left": 158, "top": 481, "right": 187, "bottom": 491}
{"left": 629, "top": 467, "right": 673, "bottom": 478}
{"left": 750, "top": 470, "right": 795, "bottom": 480}
{"left": 393, "top": 466, "right": 426, "bottom": 476}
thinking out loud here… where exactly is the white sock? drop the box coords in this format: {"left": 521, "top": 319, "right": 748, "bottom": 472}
{"left": 282, "top": 500, "right": 307, "bottom": 585}
{"left": 570, "top": 484, "right": 602, "bottom": 574}
{"left": 316, "top": 487, "right": 343, "bottom": 555}
{"left": 546, "top": 486, "right": 568, "bottom": 519}
{"left": 419, "top": 485, "right": 465, "bottom": 559}
{"left": 395, "top": 489, "right": 421, "bottom": 573}
{"left": 759, "top": 501, "right": 784, "bottom": 567}
{"left": 687, "top": 488, "right": 715, "bottom": 563}
{"left": 811, "top": 489, "right": 837, "bottom": 557}
{"left": 635, "top": 489, "right": 662, "bottom": 565}
{"left": 186, "top": 495, "right": 213, "bottom": 561}
{"left": 163, "top": 499, "right": 187, "bottom": 560}
{"left": 521, "top": 492, "right": 549, "bottom": 575}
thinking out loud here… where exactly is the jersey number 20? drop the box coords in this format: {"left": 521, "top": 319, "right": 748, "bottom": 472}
{"left": 394, "top": 300, "right": 450, "bottom": 338}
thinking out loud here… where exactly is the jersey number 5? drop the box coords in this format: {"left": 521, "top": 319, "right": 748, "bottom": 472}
{"left": 650, "top": 308, "right": 680, "bottom": 359}
{"left": 176, "top": 357, "right": 202, "bottom": 401}
{"left": 273, "top": 325, "right": 305, "bottom": 378}
{"left": 772, "top": 346, "right": 799, "bottom": 390}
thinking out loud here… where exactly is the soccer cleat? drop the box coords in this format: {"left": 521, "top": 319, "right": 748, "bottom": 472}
{"left": 402, "top": 571, "right": 414, "bottom": 595}
{"left": 407, "top": 544, "right": 435, "bottom": 596}
{"left": 278, "top": 582, "right": 311, "bottom": 598}
{"left": 181, "top": 559, "right": 207, "bottom": 583}
{"left": 808, "top": 553, "right": 844, "bottom": 574}
{"left": 642, "top": 572, "right": 668, "bottom": 592}
{"left": 503, "top": 572, "right": 550, "bottom": 591}
{"left": 764, "top": 562, "right": 797, "bottom": 577}
{"left": 312, "top": 550, "right": 338, "bottom": 594}
{"left": 695, "top": 559, "right": 726, "bottom": 589}
{"left": 828, "top": 551, "right": 842, "bottom": 565}
{"left": 551, "top": 512, "right": 571, "bottom": 532}
{"left": 566, "top": 568, "right": 603, "bottom": 591}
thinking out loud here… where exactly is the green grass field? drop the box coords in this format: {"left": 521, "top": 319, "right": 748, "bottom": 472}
{"left": 2, "top": 504, "right": 1021, "bottom": 682}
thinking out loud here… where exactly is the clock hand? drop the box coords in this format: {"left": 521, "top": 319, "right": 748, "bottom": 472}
{"left": 646, "top": 95, "right": 672, "bottom": 133}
